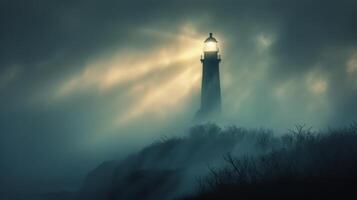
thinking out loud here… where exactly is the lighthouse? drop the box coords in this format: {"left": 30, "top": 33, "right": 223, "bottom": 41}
{"left": 196, "top": 33, "right": 221, "bottom": 120}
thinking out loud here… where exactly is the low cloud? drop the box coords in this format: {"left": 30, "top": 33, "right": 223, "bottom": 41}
{"left": 1, "top": 0, "right": 357, "bottom": 196}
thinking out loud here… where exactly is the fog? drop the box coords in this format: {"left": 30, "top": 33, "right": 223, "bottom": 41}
{"left": 1, "top": 0, "right": 357, "bottom": 198}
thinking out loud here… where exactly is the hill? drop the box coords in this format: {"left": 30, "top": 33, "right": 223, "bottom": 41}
{"left": 78, "top": 123, "right": 357, "bottom": 200}
{"left": 78, "top": 123, "right": 277, "bottom": 200}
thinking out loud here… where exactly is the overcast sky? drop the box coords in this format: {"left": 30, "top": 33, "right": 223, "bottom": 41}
{"left": 1, "top": 0, "right": 357, "bottom": 191}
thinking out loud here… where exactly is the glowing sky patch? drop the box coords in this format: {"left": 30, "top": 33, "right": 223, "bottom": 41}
{"left": 305, "top": 67, "right": 328, "bottom": 94}
{"left": 116, "top": 65, "right": 201, "bottom": 125}
{"left": 256, "top": 34, "right": 273, "bottom": 50}
{"left": 347, "top": 52, "right": 357, "bottom": 74}
{"left": 55, "top": 26, "right": 204, "bottom": 126}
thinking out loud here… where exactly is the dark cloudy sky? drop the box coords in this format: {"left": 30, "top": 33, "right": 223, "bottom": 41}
{"left": 1, "top": 0, "right": 357, "bottom": 193}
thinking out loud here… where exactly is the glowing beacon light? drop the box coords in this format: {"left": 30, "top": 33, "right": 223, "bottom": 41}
{"left": 203, "top": 33, "right": 219, "bottom": 52}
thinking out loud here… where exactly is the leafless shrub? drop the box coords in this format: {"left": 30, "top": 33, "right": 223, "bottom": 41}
{"left": 194, "top": 124, "right": 357, "bottom": 197}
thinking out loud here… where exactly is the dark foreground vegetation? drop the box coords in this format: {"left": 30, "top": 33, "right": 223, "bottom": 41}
{"left": 184, "top": 123, "right": 357, "bottom": 200}
{"left": 22, "top": 123, "right": 357, "bottom": 200}
{"left": 78, "top": 124, "right": 280, "bottom": 200}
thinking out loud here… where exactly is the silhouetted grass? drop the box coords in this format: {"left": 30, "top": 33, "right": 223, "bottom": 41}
{"left": 184, "top": 123, "right": 357, "bottom": 200}
{"left": 78, "top": 122, "right": 357, "bottom": 200}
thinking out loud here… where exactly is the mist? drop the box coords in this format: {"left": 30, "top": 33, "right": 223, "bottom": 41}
{"left": 1, "top": 0, "right": 357, "bottom": 199}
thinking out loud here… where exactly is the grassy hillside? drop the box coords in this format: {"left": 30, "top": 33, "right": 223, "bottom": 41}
{"left": 78, "top": 123, "right": 357, "bottom": 200}
{"left": 79, "top": 123, "right": 278, "bottom": 200}
{"left": 185, "top": 123, "right": 357, "bottom": 200}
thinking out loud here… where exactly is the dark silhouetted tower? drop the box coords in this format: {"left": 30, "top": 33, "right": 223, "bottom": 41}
{"left": 196, "top": 33, "right": 221, "bottom": 119}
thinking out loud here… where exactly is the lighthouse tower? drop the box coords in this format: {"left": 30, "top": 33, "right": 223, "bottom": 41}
{"left": 196, "top": 33, "right": 221, "bottom": 119}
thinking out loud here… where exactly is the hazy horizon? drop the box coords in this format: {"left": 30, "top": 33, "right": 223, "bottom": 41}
{"left": 1, "top": 0, "right": 357, "bottom": 196}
